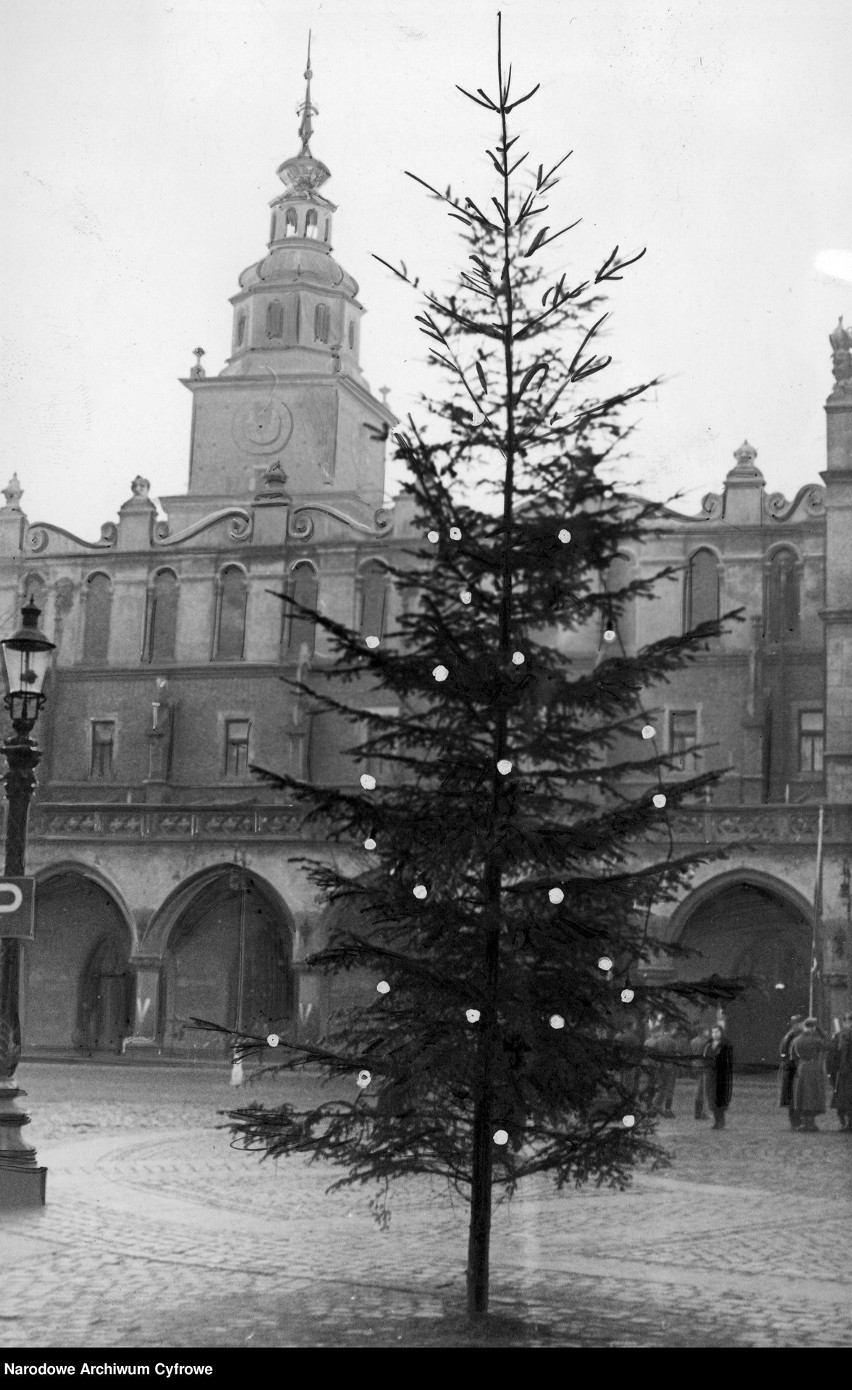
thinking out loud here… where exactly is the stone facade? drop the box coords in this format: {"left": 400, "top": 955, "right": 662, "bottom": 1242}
{"left": 1, "top": 60, "right": 850, "bottom": 1064}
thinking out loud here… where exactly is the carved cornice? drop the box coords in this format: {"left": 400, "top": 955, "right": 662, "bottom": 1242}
{"left": 28, "top": 803, "right": 304, "bottom": 841}
{"left": 668, "top": 804, "right": 852, "bottom": 845}
{"left": 153, "top": 508, "right": 252, "bottom": 547}
{"left": 25, "top": 799, "right": 852, "bottom": 848}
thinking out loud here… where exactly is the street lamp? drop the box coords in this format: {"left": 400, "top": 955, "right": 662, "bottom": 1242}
{"left": 0, "top": 597, "right": 55, "bottom": 1206}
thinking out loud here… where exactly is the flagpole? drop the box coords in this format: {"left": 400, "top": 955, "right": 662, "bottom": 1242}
{"left": 809, "top": 804, "right": 824, "bottom": 1019}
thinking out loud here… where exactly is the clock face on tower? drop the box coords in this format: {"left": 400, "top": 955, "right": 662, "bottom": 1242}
{"left": 230, "top": 398, "right": 294, "bottom": 455}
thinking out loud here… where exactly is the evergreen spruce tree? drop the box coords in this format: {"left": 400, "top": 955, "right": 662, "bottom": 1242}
{"left": 208, "top": 16, "right": 743, "bottom": 1320}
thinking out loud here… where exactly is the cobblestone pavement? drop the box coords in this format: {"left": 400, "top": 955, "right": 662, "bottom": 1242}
{"left": 0, "top": 1063, "right": 850, "bottom": 1347}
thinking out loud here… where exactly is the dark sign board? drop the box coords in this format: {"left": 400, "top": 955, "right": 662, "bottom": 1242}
{"left": 0, "top": 877, "right": 35, "bottom": 940}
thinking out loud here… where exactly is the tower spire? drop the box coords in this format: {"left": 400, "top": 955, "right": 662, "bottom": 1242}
{"left": 297, "top": 32, "right": 317, "bottom": 155}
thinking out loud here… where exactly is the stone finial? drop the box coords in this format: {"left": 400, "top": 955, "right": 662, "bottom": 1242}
{"left": 728, "top": 440, "right": 763, "bottom": 479}
{"left": 379, "top": 386, "right": 391, "bottom": 407}
{"left": 259, "top": 460, "right": 290, "bottom": 498}
{"left": 190, "top": 347, "right": 206, "bottom": 380}
{"left": 2, "top": 473, "right": 23, "bottom": 510}
{"left": 830, "top": 316, "right": 852, "bottom": 389}
{"left": 130, "top": 476, "right": 151, "bottom": 498}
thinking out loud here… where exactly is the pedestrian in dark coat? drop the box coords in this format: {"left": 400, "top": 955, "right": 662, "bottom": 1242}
{"left": 703, "top": 1025, "right": 733, "bottom": 1129}
{"left": 690, "top": 1027, "right": 711, "bottom": 1120}
{"left": 790, "top": 1018, "right": 828, "bottom": 1131}
{"left": 779, "top": 1013, "right": 806, "bottom": 1129}
{"left": 828, "top": 1012, "right": 852, "bottom": 1132}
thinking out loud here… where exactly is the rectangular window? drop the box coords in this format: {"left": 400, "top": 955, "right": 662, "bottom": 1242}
{"left": 798, "top": 710, "right": 824, "bottom": 773}
{"left": 225, "top": 719, "right": 251, "bottom": 777}
{"left": 669, "top": 710, "right": 698, "bottom": 771}
{"left": 90, "top": 720, "right": 115, "bottom": 779}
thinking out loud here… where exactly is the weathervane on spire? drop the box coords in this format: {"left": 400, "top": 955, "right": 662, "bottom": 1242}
{"left": 297, "top": 32, "right": 317, "bottom": 155}
{"left": 276, "top": 33, "right": 331, "bottom": 193}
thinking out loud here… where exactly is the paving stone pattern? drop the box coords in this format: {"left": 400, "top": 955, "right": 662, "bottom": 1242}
{"left": 0, "top": 1064, "right": 849, "bottom": 1347}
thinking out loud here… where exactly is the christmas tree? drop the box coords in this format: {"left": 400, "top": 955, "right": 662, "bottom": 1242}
{"left": 207, "top": 15, "right": 743, "bottom": 1320}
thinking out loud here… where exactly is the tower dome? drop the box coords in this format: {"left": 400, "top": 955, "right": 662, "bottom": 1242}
{"left": 221, "top": 36, "right": 366, "bottom": 384}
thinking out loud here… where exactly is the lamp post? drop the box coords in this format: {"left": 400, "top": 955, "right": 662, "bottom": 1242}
{"left": 229, "top": 856, "right": 248, "bottom": 1086}
{"left": 0, "top": 598, "right": 55, "bottom": 1207}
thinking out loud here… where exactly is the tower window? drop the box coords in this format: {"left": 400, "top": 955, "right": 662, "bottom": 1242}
{"left": 314, "top": 304, "right": 330, "bottom": 343}
{"left": 285, "top": 208, "right": 298, "bottom": 237}
{"left": 214, "top": 566, "right": 248, "bottom": 660}
{"left": 684, "top": 549, "right": 719, "bottom": 634}
{"left": 266, "top": 300, "right": 284, "bottom": 339}
{"left": 765, "top": 548, "right": 800, "bottom": 643}
{"left": 90, "top": 720, "right": 116, "bottom": 779}
{"left": 669, "top": 710, "right": 698, "bottom": 771}
{"left": 83, "top": 573, "right": 113, "bottom": 663}
{"left": 146, "top": 569, "right": 178, "bottom": 663}
{"left": 305, "top": 209, "right": 318, "bottom": 240}
{"left": 359, "top": 561, "right": 389, "bottom": 642}
{"left": 269, "top": 212, "right": 276, "bottom": 243}
{"left": 224, "top": 719, "right": 251, "bottom": 777}
{"left": 324, "top": 218, "right": 330, "bottom": 241}
{"left": 798, "top": 711, "right": 824, "bottom": 773}
{"left": 348, "top": 322, "right": 355, "bottom": 349}
{"left": 236, "top": 313, "right": 246, "bottom": 347}
{"left": 284, "top": 562, "right": 318, "bottom": 659}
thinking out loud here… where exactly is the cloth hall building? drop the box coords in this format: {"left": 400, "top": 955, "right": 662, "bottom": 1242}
{"left": 1, "top": 64, "right": 851, "bottom": 1067}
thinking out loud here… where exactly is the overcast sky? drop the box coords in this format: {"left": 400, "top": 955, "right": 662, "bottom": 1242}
{"left": 1, "top": 0, "right": 851, "bottom": 541}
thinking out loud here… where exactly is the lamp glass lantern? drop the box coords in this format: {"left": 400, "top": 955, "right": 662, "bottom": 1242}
{"left": 1, "top": 599, "right": 56, "bottom": 732}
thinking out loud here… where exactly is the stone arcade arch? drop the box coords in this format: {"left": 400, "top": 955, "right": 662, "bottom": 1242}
{"left": 25, "top": 864, "right": 135, "bottom": 1053}
{"left": 156, "top": 865, "right": 295, "bottom": 1055}
{"left": 669, "top": 870, "right": 812, "bottom": 1065}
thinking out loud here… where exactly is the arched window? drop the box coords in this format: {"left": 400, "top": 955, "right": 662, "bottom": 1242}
{"left": 147, "top": 569, "right": 178, "bottom": 663}
{"left": 284, "top": 562, "right": 318, "bottom": 659}
{"left": 266, "top": 299, "right": 284, "bottom": 339}
{"left": 684, "top": 549, "right": 719, "bottom": 633}
{"left": 21, "top": 573, "right": 48, "bottom": 624}
{"left": 764, "top": 548, "right": 800, "bottom": 642}
{"left": 603, "top": 552, "right": 634, "bottom": 649}
{"left": 314, "top": 303, "right": 330, "bottom": 343}
{"left": 359, "top": 561, "right": 389, "bottom": 642}
{"left": 215, "top": 566, "right": 248, "bottom": 660}
{"left": 305, "top": 209, "right": 318, "bottom": 239}
{"left": 348, "top": 321, "right": 355, "bottom": 350}
{"left": 324, "top": 218, "right": 330, "bottom": 241}
{"left": 83, "top": 573, "right": 113, "bottom": 663}
{"left": 236, "top": 313, "right": 246, "bottom": 347}
{"left": 269, "top": 212, "right": 276, "bottom": 243}
{"left": 285, "top": 208, "right": 298, "bottom": 237}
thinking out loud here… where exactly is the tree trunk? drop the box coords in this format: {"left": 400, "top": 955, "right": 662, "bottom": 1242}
{"left": 466, "top": 860, "right": 502, "bottom": 1316}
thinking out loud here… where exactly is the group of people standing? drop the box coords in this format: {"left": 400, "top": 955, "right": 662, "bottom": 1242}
{"left": 636, "top": 1016, "right": 734, "bottom": 1130}
{"left": 624, "top": 1008, "right": 852, "bottom": 1133}
{"left": 778, "top": 1010, "right": 852, "bottom": 1132}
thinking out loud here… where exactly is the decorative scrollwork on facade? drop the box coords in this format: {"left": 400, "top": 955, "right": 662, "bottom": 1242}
{"left": 153, "top": 508, "right": 253, "bottom": 547}
{"left": 699, "top": 493, "right": 724, "bottom": 521}
{"left": 765, "top": 485, "right": 826, "bottom": 522}
{"left": 26, "top": 521, "right": 117, "bottom": 554}
{"left": 288, "top": 503, "right": 392, "bottom": 540}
